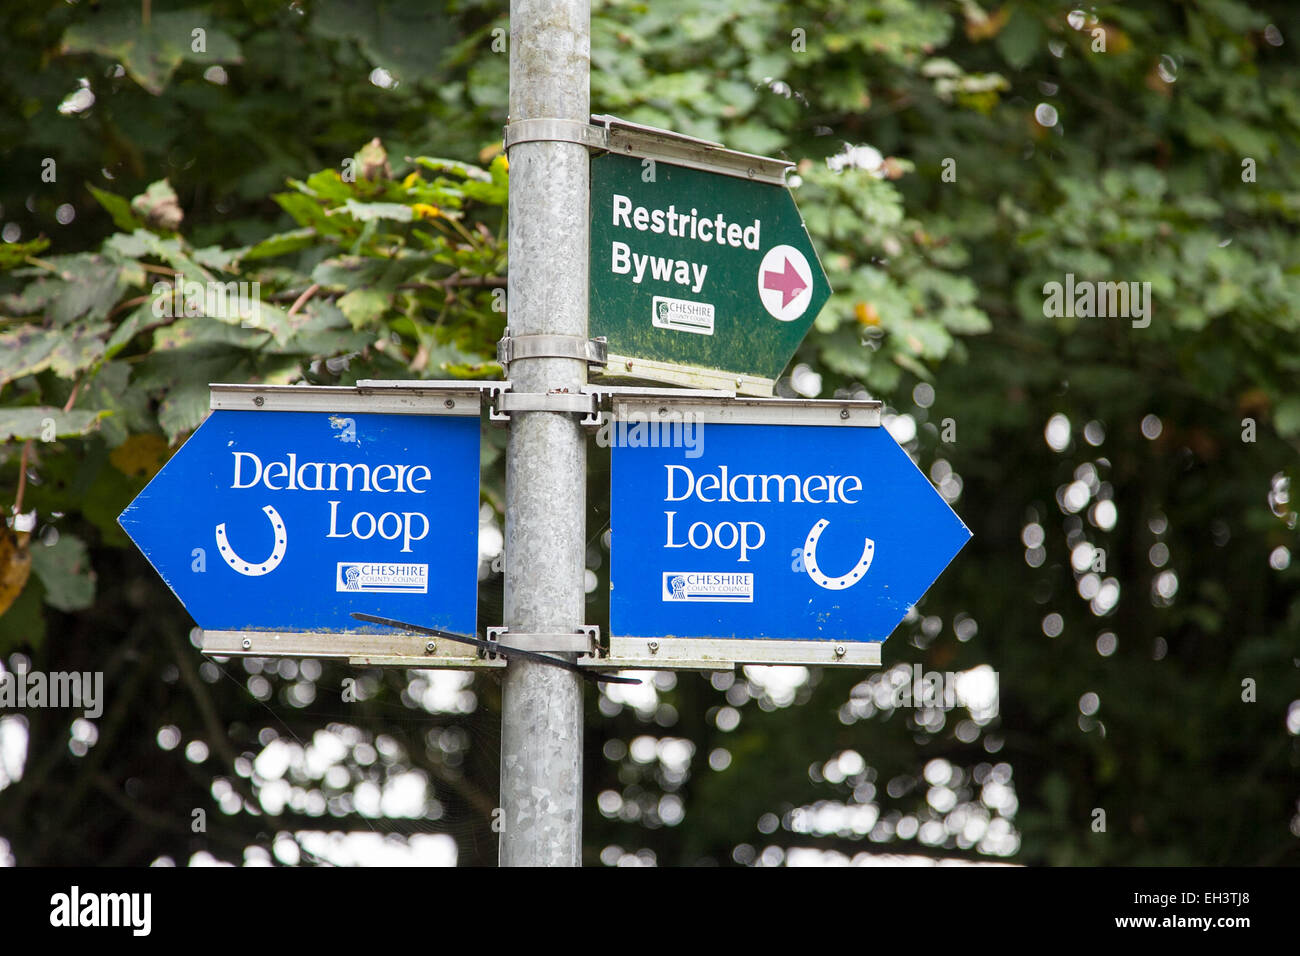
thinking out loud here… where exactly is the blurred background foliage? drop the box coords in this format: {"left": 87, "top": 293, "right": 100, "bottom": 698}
{"left": 0, "top": 0, "right": 1297, "bottom": 866}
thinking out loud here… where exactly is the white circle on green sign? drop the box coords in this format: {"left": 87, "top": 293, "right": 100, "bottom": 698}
{"left": 757, "top": 245, "right": 813, "bottom": 322}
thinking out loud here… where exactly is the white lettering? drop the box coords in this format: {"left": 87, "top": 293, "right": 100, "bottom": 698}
{"left": 371, "top": 463, "right": 396, "bottom": 492}
{"left": 664, "top": 466, "right": 863, "bottom": 505}
{"left": 612, "top": 240, "right": 631, "bottom": 275}
{"left": 691, "top": 262, "right": 707, "bottom": 294}
{"left": 263, "top": 461, "right": 288, "bottom": 490}
{"left": 612, "top": 194, "right": 632, "bottom": 228}
{"left": 407, "top": 465, "right": 431, "bottom": 492}
{"left": 665, "top": 465, "right": 695, "bottom": 501}
{"left": 232, "top": 451, "right": 262, "bottom": 489}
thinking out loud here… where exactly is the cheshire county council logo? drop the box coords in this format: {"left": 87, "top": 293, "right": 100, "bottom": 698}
{"left": 335, "top": 562, "right": 430, "bottom": 594}
{"left": 661, "top": 572, "right": 754, "bottom": 603}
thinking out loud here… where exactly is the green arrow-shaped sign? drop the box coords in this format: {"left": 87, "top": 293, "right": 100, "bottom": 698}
{"left": 589, "top": 146, "right": 830, "bottom": 395}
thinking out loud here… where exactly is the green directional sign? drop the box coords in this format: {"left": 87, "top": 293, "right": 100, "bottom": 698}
{"left": 589, "top": 150, "right": 831, "bottom": 395}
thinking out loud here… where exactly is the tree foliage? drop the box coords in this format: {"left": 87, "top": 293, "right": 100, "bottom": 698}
{"left": 0, "top": 0, "right": 1296, "bottom": 866}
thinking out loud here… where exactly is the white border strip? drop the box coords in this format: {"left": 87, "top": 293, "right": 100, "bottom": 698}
{"left": 608, "top": 394, "right": 882, "bottom": 427}
{"left": 582, "top": 636, "right": 882, "bottom": 670}
{"left": 200, "top": 629, "right": 504, "bottom": 668}
{"left": 210, "top": 383, "right": 484, "bottom": 416}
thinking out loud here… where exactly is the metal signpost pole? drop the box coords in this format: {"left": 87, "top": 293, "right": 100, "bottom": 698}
{"left": 499, "top": 0, "right": 591, "bottom": 866}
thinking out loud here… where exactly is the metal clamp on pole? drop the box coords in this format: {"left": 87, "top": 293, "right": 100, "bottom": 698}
{"left": 497, "top": 331, "right": 608, "bottom": 371}
{"left": 486, "top": 625, "right": 598, "bottom": 656}
{"left": 503, "top": 118, "right": 608, "bottom": 153}
{"left": 494, "top": 388, "right": 597, "bottom": 419}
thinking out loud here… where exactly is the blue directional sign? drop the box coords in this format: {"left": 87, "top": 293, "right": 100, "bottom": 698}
{"left": 119, "top": 406, "right": 480, "bottom": 635}
{"left": 609, "top": 406, "right": 970, "bottom": 653}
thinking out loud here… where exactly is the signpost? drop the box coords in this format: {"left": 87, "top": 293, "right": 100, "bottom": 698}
{"left": 588, "top": 118, "right": 831, "bottom": 396}
{"left": 593, "top": 394, "right": 971, "bottom": 669}
{"left": 116, "top": 11, "right": 972, "bottom": 862}
{"left": 118, "top": 383, "right": 491, "bottom": 666}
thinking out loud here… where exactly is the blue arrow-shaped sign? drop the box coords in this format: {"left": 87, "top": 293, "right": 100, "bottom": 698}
{"left": 119, "top": 404, "right": 480, "bottom": 635}
{"left": 608, "top": 402, "right": 970, "bottom": 650}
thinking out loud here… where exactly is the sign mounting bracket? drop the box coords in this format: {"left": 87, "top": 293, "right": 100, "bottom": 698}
{"left": 504, "top": 117, "right": 608, "bottom": 152}
{"left": 485, "top": 625, "right": 599, "bottom": 655}
{"left": 497, "top": 330, "right": 608, "bottom": 370}
{"left": 491, "top": 386, "right": 597, "bottom": 420}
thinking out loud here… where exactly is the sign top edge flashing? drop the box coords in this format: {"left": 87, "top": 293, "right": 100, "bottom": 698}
{"left": 207, "top": 382, "right": 485, "bottom": 416}
{"left": 608, "top": 396, "right": 883, "bottom": 427}
{"left": 592, "top": 114, "right": 794, "bottom": 185}
{"left": 610, "top": 395, "right": 883, "bottom": 411}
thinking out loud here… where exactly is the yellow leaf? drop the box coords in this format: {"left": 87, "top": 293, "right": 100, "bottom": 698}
{"left": 401, "top": 171, "right": 422, "bottom": 189}
{"left": 855, "top": 302, "right": 881, "bottom": 326}
{"left": 109, "top": 433, "right": 171, "bottom": 478}
{"left": 965, "top": 5, "right": 1009, "bottom": 41}
{"left": 0, "top": 526, "right": 31, "bottom": 618}
{"left": 412, "top": 203, "right": 442, "bottom": 220}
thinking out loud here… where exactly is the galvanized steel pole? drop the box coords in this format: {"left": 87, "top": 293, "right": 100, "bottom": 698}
{"left": 499, "top": 0, "right": 591, "bottom": 866}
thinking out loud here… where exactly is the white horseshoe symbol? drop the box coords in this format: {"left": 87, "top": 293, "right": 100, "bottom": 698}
{"left": 215, "top": 505, "right": 287, "bottom": 577}
{"left": 803, "top": 519, "right": 874, "bottom": 591}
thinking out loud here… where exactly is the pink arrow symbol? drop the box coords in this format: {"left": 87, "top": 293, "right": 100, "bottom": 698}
{"left": 763, "top": 257, "right": 807, "bottom": 308}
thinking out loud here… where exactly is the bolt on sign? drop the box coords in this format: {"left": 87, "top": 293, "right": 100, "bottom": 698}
{"left": 588, "top": 118, "right": 831, "bottom": 396}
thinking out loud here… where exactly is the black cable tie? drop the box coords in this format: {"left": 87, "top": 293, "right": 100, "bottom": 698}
{"left": 350, "top": 613, "right": 641, "bottom": 685}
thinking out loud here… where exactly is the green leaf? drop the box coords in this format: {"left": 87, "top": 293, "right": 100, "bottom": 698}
{"left": 50, "top": 256, "right": 125, "bottom": 326}
{"left": 310, "top": 0, "right": 452, "bottom": 85}
{"left": 338, "top": 289, "right": 390, "bottom": 328}
{"left": 0, "top": 321, "right": 110, "bottom": 385}
{"left": 191, "top": 245, "right": 241, "bottom": 271}
{"left": 0, "top": 277, "right": 60, "bottom": 315}
{"left": 937, "top": 306, "right": 993, "bottom": 334}
{"left": 302, "top": 169, "right": 357, "bottom": 201}
{"left": 129, "top": 234, "right": 214, "bottom": 283}
{"left": 61, "top": 10, "right": 241, "bottom": 95}
{"left": 132, "top": 347, "right": 250, "bottom": 442}
{"left": 412, "top": 157, "right": 492, "bottom": 183}
{"left": 995, "top": 8, "right": 1042, "bottom": 71}
{"left": 28, "top": 533, "right": 95, "bottom": 613}
{"left": 0, "top": 573, "right": 45, "bottom": 653}
{"left": 0, "top": 237, "right": 51, "bottom": 271}
{"left": 81, "top": 361, "right": 149, "bottom": 448}
{"left": 103, "top": 231, "right": 151, "bottom": 258}
{"left": 1275, "top": 398, "right": 1300, "bottom": 438}
{"left": 0, "top": 326, "right": 63, "bottom": 387}
{"left": 87, "top": 185, "right": 145, "bottom": 232}
{"left": 0, "top": 406, "right": 110, "bottom": 442}
{"left": 47, "top": 323, "right": 111, "bottom": 378}
{"left": 343, "top": 200, "right": 414, "bottom": 223}
{"left": 240, "top": 228, "right": 318, "bottom": 261}
{"left": 274, "top": 192, "right": 346, "bottom": 236}
{"left": 152, "top": 317, "right": 261, "bottom": 351}
{"left": 105, "top": 302, "right": 154, "bottom": 360}
{"left": 158, "top": 379, "right": 214, "bottom": 442}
